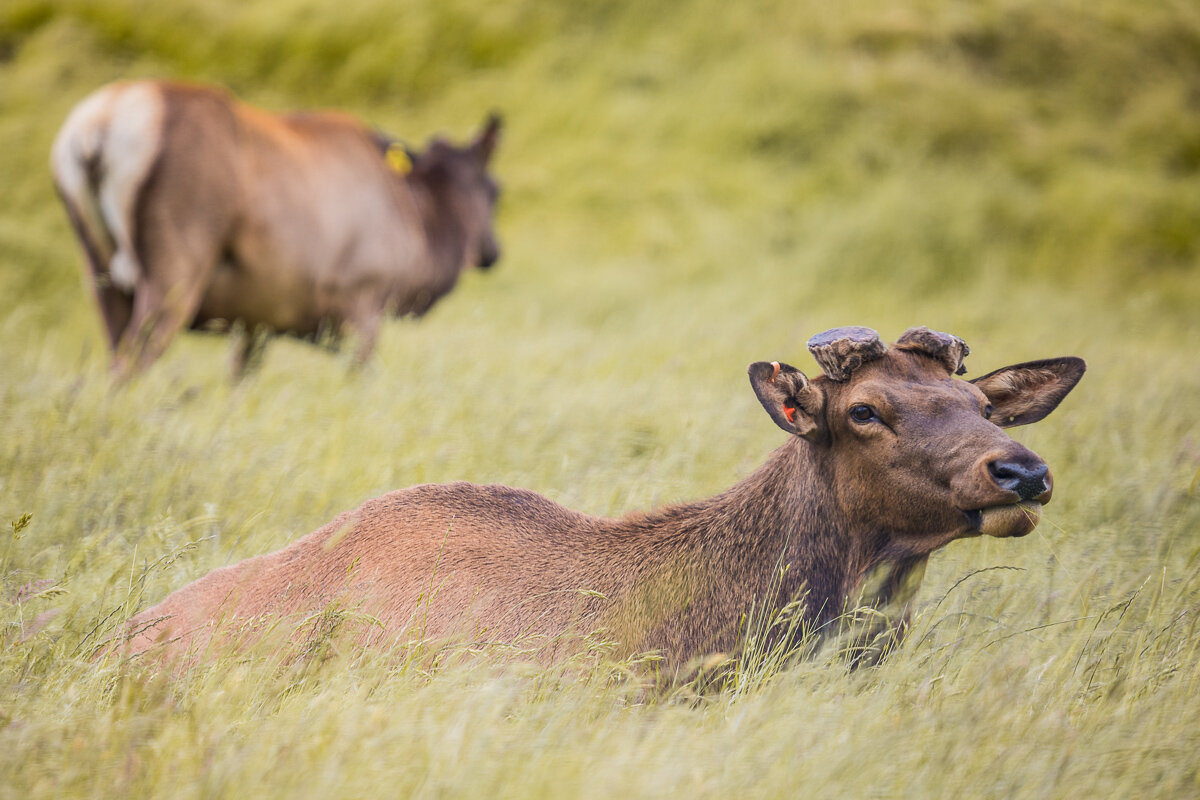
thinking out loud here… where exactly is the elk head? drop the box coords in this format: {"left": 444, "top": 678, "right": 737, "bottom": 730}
{"left": 406, "top": 113, "right": 503, "bottom": 270}
{"left": 749, "top": 326, "right": 1085, "bottom": 550}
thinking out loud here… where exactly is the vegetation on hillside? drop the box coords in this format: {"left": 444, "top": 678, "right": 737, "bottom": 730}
{"left": 1, "top": 1, "right": 1198, "bottom": 797}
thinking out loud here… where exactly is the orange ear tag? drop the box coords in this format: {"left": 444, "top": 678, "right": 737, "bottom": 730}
{"left": 784, "top": 406, "right": 797, "bottom": 423}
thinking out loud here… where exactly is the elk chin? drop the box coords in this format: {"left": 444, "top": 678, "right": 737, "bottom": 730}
{"left": 964, "top": 502, "right": 1043, "bottom": 538}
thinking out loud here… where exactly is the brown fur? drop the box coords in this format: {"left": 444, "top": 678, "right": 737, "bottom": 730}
{"left": 117, "top": 330, "right": 1085, "bottom": 671}
{"left": 51, "top": 80, "right": 503, "bottom": 379}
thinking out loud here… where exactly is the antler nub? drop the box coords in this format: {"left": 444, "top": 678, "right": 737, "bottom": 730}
{"left": 894, "top": 326, "right": 970, "bottom": 375}
{"left": 806, "top": 326, "right": 886, "bottom": 382}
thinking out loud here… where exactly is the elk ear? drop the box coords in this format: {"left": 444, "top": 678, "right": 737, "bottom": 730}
{"left": 474, "top": 113, "right": 502, "bottom": 162}
{"left": 971, "top": 357, "right": 1086, "bottom": 427}
{"left": 748, "top": 361, "right": 825, "bottom": 440}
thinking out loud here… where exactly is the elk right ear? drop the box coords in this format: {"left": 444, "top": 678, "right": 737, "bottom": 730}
{"left": 748, "top": 361, "right": 824, "bottom": 440}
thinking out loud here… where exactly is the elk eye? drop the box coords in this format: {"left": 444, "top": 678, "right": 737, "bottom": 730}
{"left": 983, "top": 404, "right": 994, "bottom": 420}
{"left": 849, "top": 404, "right": 877, "bottom": 424}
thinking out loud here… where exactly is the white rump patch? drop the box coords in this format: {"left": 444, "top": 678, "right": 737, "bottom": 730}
{"left": 51, "top": 88, "right": 116, "bottom": 269}
{"left": 51, "top": 90, "right": 110, "bottom": 200}
{"left": 50, "top": 82, "right": 165, "bottom": 292}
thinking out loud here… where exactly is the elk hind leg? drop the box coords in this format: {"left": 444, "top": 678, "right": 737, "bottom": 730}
{"left": 58, "top": 191, "right": 134, "bottom": 352}
{"left": 111, "top": 279, "right": 206, "bottom": 380}
{"left": 110, "top": 235, "right": 218, "bottom": 381}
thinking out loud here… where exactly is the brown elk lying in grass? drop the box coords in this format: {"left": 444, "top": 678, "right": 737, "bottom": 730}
{"left": 52, "top": 80, "right": 502, "bottom": 379}
{"left": 115, "top": 327, "right": 1084, "bottom": 671}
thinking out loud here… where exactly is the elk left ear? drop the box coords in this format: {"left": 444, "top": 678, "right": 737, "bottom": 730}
{"left": 971, "top": 357, "right": 1086, "bottom": 427}
{"left": 748, "top": 361, "right": 825, "bottom": 441}
{"left": 474, "top": 113, "right": 502, "bottom": 162}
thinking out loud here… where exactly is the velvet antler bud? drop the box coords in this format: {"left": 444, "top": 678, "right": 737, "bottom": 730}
{"left": 806, "top": 326, "right": 887, "bottom": 382}
{"left": 894, "top": 327, "right": 970, "bottom": 375}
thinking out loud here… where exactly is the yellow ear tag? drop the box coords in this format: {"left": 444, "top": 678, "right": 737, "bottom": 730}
{"left": 386, "top": 144, "right": 412, "bottom": 175}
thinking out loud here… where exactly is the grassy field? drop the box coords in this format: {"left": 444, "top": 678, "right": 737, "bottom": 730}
{"left": 2, "top": 0, "right": 1200, "bottom": 796}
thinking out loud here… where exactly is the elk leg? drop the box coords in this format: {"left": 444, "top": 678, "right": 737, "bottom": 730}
{"left": 231, "top": 324, "right": 270, "bottom": 380}
{"left": 134, "top": 279, "right": 210, "bottom": 375}
{"left": 111, "top": 276, "right": 209, "bottom": 381}
{"left": 110, "top": 282, "right": 162, "bottom": 380}
{"left": 95, "top": 286, "right": 135, "bottom": 352}
{"left": 108, "top": 184, "right": 226, "bottom": 379}
{"left": 351, "top": 314, "right": 381, "bottom": 366}
{"left": 60, "top": 197, "right": 134, "bottom": 351}
{"left": 346, "top": 294, "right": 385, "bottom": 366}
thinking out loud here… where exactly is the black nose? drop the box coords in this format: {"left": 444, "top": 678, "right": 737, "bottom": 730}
{"left": 988, "top": 459, "right": 1049, "bottom": 501}
{"left": 477, "top": 243, "right": 500, "bottom": 269}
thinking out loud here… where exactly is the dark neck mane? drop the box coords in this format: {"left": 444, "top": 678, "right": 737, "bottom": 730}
{"left": 690, "top": 438, "right": 863, "bottom": 625}
{"left": 406, "top": 175, "right": 468, "bottom": 280}
{"left": 601, "top": 437, "right": 928, "bottom": 659}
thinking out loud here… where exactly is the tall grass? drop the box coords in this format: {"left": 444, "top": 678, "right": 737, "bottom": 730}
{"left": 2, "top": 0, "right": 1199, "bottom": 796}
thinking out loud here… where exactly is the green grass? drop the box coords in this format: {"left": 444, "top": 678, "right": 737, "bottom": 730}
{"left": 2, "top": 0, "right": 1200, "bottom": 796}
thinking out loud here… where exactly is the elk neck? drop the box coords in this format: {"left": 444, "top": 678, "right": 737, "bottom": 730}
{"left": 625, "top": 437, "right": 928, "bottom": 632}
{"left": 405, "top": 174, "right": 471, "bottom": 283}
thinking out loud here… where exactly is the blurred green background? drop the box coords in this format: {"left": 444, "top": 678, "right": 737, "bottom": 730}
{"left": 2, "top": 1, "right": 1199, "bottom": 797}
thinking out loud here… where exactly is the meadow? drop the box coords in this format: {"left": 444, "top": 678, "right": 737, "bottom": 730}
{"left": 2, "top": 0, "right": 1199, "bottom": 796}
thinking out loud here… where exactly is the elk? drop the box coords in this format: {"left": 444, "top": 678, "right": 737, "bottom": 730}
{"left": 117, "top": 327, "right": 1084, "bottom": 670}
{"left": 51, "top": 80, "right": 502, "bottom": 379}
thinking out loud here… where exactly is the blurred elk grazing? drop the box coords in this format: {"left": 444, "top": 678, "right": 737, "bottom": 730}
{"left": 114, "top": 327, "right": 1084, "bottom": 673}
{"left": 51, "top": 80, "right": 502, "bottom": 379}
